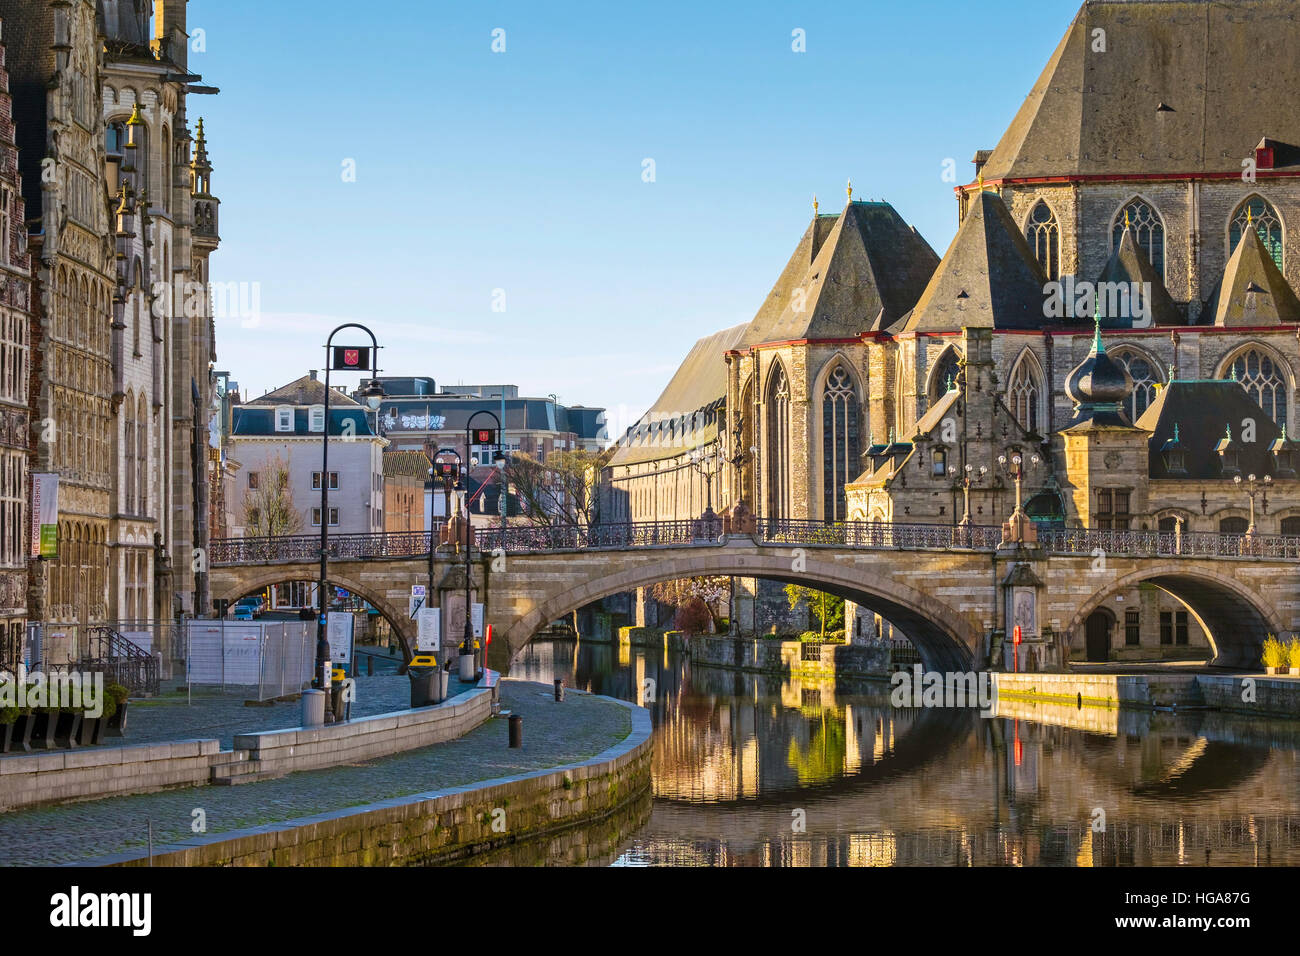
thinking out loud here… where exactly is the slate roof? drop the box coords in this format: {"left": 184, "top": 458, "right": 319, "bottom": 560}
{"left": 902, "top": 191, "right": 1050, "bottom": 333}
{"left": 1096, "top": 225, "right": 1184, "bottom": 327}
{"left": 245, "top": 374, "right": 361, "bottom": 408}
{"left": 1137, "top": 380, "right": 1287, "bottom": 479}
{"left": 1200, "top": 227, "right": 1300, "bottom": 326}
{"left": 230, "top": 406, "right": 378, "bottom": 438}
{"left": 980, "top": 0, "right": 1300, "bottom": 182}
{"left": 740, "top": 202, "right": 939, "bottom": 345}
{"left": 608, "top": 324, "right": 745, "bottom": 467}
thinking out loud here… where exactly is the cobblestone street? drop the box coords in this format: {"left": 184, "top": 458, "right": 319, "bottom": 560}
{"left": 0, "top": 681, "right": 631, "bottom": 866}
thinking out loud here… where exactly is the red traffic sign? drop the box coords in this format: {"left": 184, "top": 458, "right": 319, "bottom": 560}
{"left": 471, "top": 428, "right": 497, "bottom": 445}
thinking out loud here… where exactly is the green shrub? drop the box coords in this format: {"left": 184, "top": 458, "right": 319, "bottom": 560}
{"left": 0, "top": 703, "right": 17, "bottom": 725}
{"left": 1262, "top": 635, "right": 1287, "bottom": 669}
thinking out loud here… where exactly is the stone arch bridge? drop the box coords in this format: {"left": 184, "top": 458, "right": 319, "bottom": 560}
{"left": 209, "top": 521, "right": 1300, "bottom": 673}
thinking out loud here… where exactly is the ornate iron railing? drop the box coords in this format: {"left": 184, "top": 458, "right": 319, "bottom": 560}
{"left": 81, "top": 626, "right": 159, "bottom": 697}
{"left": 208, "top": 520, "right": 1300, "bottom": 565}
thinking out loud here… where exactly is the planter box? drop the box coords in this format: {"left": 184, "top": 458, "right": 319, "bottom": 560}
{"left": 1267, "top": 666, "right": 1283, "bottom": 675}
{"left": 54, "top": 711, "right": 83, "bottom": 749}
{"left": 106, "top": 700, "right": 130, "bottom": 737}
{"left": 7, "top": 713, "right": 35, "bottom": 753}
{"left": 0, "top": 721, "right": 13, "bottom": 753}
{"left": 1290, "top": 667, "right": 1300, "bottom": 677}
{"left": 77, "top": 715, "right": 106, "bottom": 747}
{"left": 29, "top": 711, "right": 59, "bottom": 750}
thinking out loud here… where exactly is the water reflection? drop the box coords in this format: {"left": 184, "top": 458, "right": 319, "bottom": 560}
{"left": 509, "top": 639, "right": 1300, "bottom": 866}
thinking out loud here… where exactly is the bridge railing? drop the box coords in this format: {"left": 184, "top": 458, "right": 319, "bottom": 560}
{"left": 208, "top": 520, "right": 1300, "bottom": 565}
{"left": 1038, "top": 528, "right": 1300, "bottom": 559}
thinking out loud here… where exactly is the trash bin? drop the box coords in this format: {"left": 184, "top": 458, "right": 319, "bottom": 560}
{"left": 408, "top": 654, "right": 439, "bottom": 707}
{"left": 437, "top": 668, "right": 450, "bottom": 702}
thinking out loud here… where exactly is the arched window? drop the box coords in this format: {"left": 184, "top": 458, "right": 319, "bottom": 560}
{"left": 137, "top": 394, "right": 148, "bottom": 514}
{"left": 1024, "top": 201, "right": 1060, "bottom": 280}
{"left": 1006, "top": 350, "right": 1045, "bottom": 434}
{"left": 1112, "top": 347, "right": 1165, "bottom": 421}
{"left": 1113, "top": 198, "right": 1165, "bottom": 280}
{"left": 766, "top": 363, "right": 791, "bottom": 520}
{"left": 821, "top": 364, "right": 860, "bottom": 522}
{"left": 1229, "top": 196, "right": 1283, "bottom": 270}
{"left": 929, "top": 348, "right": 962, "bottom": 402}
{"left": 1219, "top": 516, "right": 1249, "bottom": 535}
{"left": 1280, "top": 516, "right": 1300, "bottom": 536}
{"left": 1224, "top": 347, "right": 1289, "bottom": 430}
{"left": 123, "top": 393, "right": 136, "bottom": 514}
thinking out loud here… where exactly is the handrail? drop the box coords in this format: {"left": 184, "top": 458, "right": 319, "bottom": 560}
{"left": 207, "top": 520, "right": 1300, "bottom": 565}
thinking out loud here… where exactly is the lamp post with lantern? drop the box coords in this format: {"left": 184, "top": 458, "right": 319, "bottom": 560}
{"left": 1234, "top": 472, "right": 1272, "bottom": 538}
{"left": 996, "top": 450, "right": 1040, "bottom": 545}
{"left": 315, "top": 324, "right": 384, "bottom": 707}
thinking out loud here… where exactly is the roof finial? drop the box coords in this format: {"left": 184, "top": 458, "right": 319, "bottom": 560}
{"left": 1173, "top": 422, "right": 1181, "bottom": 443}
{"left": 1124, "top": 209, "right": 1131, "bottom": 230}
{"left": 1247, "top": 205, "right": 1254, "bottom": 227}
{"left": 1226, "top": 423, "right": 1233, "bottom": 442}
{"left": 813, "top": 193, "right": 818, "bottom": 216}
{"left": 846, "top": 178, "right": 852, "bottom": 205}
{"left": 1093, "top": 301, "right": 1105, "bottom": 352}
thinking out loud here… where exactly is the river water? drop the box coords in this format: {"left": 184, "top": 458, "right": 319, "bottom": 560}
{"left": 508, "top": 638, "right": 1300, "bottom": 867}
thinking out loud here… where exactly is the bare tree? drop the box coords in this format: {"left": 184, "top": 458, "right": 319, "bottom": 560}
{"left": 505, "top": 448, "right": 613, "bottom": 528}
{"left": 241, "top": 453, "right": 303, "bottom": 537}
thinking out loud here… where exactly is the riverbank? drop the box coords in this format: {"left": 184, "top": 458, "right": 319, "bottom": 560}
{"left": 1, "top": 681, "right": 645, "bottom": 866}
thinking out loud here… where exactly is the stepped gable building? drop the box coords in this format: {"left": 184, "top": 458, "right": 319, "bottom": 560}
{"left": 0, "top": 0, "right": 219, "bottom": 667}
{"left": 0, "top": 19, "right": 34, "bottom": 661}
{"left": 607, "top": 0, "right": 1300, "bottom": 659}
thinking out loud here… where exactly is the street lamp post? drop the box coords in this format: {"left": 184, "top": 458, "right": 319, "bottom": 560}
{"left": 1234, "top": 473, "right": 1272, "bottom": 537}
{"left": 316, "top": 324, "right": 383, "bottom": 702}
{"left": 958, "top": 463, "right": 989, "bottom": 528}
{"left": 996, "top": 450, "right": 1040, "bottom": 544}
{"left": 461, "top": 410, "right": 504, "bottom": 680}
{"left": 428, "top": 448, "right": 462, "bottom": 598}
{"left": 689, "top": 446, "right": 718, "bottom": 516}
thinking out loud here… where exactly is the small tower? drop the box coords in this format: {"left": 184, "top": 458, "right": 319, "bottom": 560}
{"left": 191, "top": 118, "right": 220, "bottom": 241}
{"left": 1059, "top": 315, "right": 1150, "bottom": 528}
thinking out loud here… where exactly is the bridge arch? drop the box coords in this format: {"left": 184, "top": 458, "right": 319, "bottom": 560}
{"left": 211, "top": 570, "right": 414, "bottom": 654}
{"left": 497, "top": 545, "right": 983, "bottom": 673}
{"left": 1066, "top": 563, "right": 1285, "bottom": 669}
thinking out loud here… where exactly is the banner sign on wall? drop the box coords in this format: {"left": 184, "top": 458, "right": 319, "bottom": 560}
{"left": 30, "top": 473, "right": 59, "bottom": 558}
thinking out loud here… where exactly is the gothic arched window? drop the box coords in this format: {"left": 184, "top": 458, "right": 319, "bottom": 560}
{"left": 821, "top": 364, "right": 860, "bottom": 522}
{"left": 1112, "top": 347, "right": 1165, "bottom": 421}
{"left": 123, "top": 394, "right": 136, "bottom": 515}
{"left": 1025, "top": 201, "right": 1060, "bottom": 280}
{"left": 930, "top": 348, "right": 962, "bottom": 403}
{"left": 766, "top": 364, "right": 791, "bottom": 520}
{"left": 136, "top": 394, "right": 148, "bottom": 513}
{"left": 1007, "top": 351, "right": 1045, "bottom": 434}
{"left": 1113, "top": 198, "right": 1166, "bottom": 280}
{"left": 1224, "top": 347, "right": 1289, "bottom": 431}
{"left": 1229, "top": 196, "right": 1284, "bottom": 270}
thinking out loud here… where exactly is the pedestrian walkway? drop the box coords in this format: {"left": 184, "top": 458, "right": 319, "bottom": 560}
{"left": 95, "top": 672, "right": 472, "bottom": 751}
{"left": 0, "top": 681, "right": 631, "bottom": 866}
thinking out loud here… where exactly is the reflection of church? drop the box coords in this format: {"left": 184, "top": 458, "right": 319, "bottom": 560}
{"left": 604, "top": 0, "right": 1300, "bottom": 661}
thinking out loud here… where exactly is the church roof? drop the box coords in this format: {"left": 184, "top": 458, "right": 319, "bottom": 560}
{"left": 901, "top": 191, "right": 1049, "bottom": 334}
{"left": 1201, "top": 227, "right": 1300, "bottom": 327}
{"left": 741, "top": 201, "right": 938, "bottom": 346}
{"left": 608, "top": 323, "right": 747, "bottom": 466}
{"left": 980, "top": 0, "right": 1300, "bottom": 182}
{"left": 245, "top": 374, "right": 361, "bottom": 408}
{"left": 1097, "top": 225, "right": 1184, "bottom": 327}
{"left": 1138, "top": 380, "right": 1284, "bottom": 479}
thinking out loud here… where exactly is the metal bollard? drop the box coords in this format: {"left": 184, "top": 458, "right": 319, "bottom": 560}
{"left": 367, "top": 656, "right": 374, "bottom": 677}
{"left": 554, "top": 678, "right": 565, "bottom": 702}
{"left": 508, "top": 714, "right": 523, "bottom": 748}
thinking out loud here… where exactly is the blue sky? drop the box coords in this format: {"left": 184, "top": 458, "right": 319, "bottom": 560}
{"left": 194, "top": 0, "right": 1082, "bottom": 433}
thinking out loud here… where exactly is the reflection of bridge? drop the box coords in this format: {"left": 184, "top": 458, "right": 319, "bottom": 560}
{"left": 209, "top": 519, "right": 1300, "bottom": 671}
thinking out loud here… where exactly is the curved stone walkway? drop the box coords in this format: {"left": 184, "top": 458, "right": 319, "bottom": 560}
{"left": 0, "top": 681, "right": 631, "bottom": 866}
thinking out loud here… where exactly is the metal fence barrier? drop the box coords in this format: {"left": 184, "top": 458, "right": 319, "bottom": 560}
{"left": 183, "top": 619, "right": 313, "bottom": 699}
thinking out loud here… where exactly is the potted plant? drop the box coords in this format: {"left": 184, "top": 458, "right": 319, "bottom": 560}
{"left": 103, "top": 683, "right": 130, "bottom": 737}
{"left": 77, "top": 684, "right": 121, "bottom": 746}
{"left": 1288, "top": 638, "right": 1300, "bottom": 677}
{"left": 1262, "top": 635, "right": 1287, "bottom": 675}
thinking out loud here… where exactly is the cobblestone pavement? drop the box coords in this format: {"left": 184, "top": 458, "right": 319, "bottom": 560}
{"left": 0, "top": 681, "right": 631, "bottom": 866}
{"left": 93, "top": 669, "right": 472, "bottom": 751}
